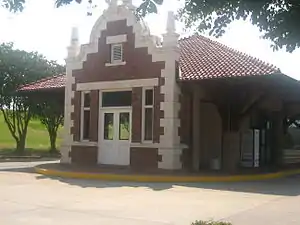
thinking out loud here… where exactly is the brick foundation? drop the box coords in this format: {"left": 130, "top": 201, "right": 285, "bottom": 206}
{"left": 71, "top": 146, "right": 98, "bottom": 165}
{"left": 130, "top": 147, "right": 159, "bottom": 170}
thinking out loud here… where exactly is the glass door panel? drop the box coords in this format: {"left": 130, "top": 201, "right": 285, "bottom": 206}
{"left": 119, "top": 112, "right": 130, "bottom": 140}
{"left": 104, "top": 113, "right": 114, "bottom": 140}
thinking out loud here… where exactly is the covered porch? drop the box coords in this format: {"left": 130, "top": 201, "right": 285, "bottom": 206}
{"left": 180, "top": 74, "right": 300, "bottom": 172}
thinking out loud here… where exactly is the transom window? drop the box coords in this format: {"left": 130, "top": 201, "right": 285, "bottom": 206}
{"left": 111, "top": 44, "right": 123, "bottom": 63}
{"left": 102, "top": 91, "right": 132, "bottom": 107}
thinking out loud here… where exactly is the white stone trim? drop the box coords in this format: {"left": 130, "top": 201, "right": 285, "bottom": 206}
{"left": 105, "top": 61, "right": 126, "bottom": 67}
{"left": 75, "top": 5, "right": 162, "bottom": 67}
{"left": 106, "top": 34, "right": 127, "bottom": 44}
{"left": 158, "top": 148, "right": 182, "bottom": 169}
{"left": 72, "top": 142, "right": 98, "bottom": 147}
{"left": 76, "top": 78, "right": 159, "bottom": 91}
{"left": 158, "top": 50, "right": 183, "bottom": 169}
{"left": 60, "top": 63, "right": 76, "bottom": 164}
{"left": 130, "top": 143, "right": 160, "bottom": 148}
{"left": 160, "top": 102, "right": 181, "bottom": 118}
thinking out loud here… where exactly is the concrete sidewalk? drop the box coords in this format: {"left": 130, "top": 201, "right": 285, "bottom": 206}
{"left": 0, "top": 164, "right": 300, "bottom": 225}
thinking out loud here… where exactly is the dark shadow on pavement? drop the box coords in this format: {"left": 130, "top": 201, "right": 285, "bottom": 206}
{"left": 35, "top": 173, "right": 300, "bottom": 196}
{"left": 2, "top": 161, "right": 300, "bottom": 196}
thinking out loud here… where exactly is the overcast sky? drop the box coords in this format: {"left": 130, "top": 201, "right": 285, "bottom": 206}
{"left": 0, "top": 0, "right": 299, "bottom": 79}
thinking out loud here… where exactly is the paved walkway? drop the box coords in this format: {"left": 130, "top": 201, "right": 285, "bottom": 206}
{"left": 0, "top": 161, "right": 300, "bottom": 225}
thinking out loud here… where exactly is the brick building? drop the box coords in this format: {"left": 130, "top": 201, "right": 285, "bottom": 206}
{"left": 21, "top": 0, "right": 300, "bottom": 172}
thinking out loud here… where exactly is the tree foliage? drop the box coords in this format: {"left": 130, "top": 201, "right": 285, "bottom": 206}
{"left": 1, "top": 0, "right": 25, "bottom": 12}
{"left": 0, "top": 43, "right": 64, "bottom": 153}
{"left": 179, "top": 0, "right": 300, "bottom": 52}
{"left": 3, "top": 0, "right": 300, "bottom": 52}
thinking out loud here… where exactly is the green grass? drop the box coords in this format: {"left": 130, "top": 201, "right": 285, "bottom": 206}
{"left": 0, "top": 111, "right": 62, "bottom": 153}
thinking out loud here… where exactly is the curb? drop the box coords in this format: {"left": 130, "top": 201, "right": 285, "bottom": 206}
{"left": 34, "top": 166, "right": 300, "bottom": 182}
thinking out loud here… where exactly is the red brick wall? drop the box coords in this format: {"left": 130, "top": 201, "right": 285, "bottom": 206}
{"left": 90, "top": 90, "right": 99, "bottom": 142}
{"left": 131, "top": 87, "right": 142, "bottom": 143}
{"left": 71, "top": 146, "right": 97, "bottom": 165}
{"left": 72, "top": 20, "right": 165, "bottom": 83}
{"left": 130, "top": 147, "right": 159, "bottom": 170}
{"left": 71, "top": 91, "right": 81, "bottom": 142}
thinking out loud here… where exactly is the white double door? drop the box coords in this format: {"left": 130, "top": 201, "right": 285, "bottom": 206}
{"left": 98, "top": 108, "right": 131, "bottom": 166}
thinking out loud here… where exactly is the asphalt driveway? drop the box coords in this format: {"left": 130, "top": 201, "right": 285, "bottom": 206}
{"left": 0, "top": 161, "right": 299, "bottom": 225}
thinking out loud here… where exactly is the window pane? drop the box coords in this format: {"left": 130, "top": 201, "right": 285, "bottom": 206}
{"left": 83, "top": 110, "right": 90, "bottom": 140}
{"left": 144, "top": 108, "right": 153, "bottom": 141}
{"left": 119, "top": 112, "right": 130, "bottom": 140}
{"left": 102, "top": 91, "right": 132, "bottom": 107}
{"left": 84, "top": 93, "right": 91, "bottom": 108}
{"left": 104, "top": 113, "right": 114, "bottom": 140}
{"left": 145, "top": 89, "right": 153, "bottom": 106}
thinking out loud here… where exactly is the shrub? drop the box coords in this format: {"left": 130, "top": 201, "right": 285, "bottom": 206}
{"left": 191, "top": 221, "right": 232, "bottom": 225}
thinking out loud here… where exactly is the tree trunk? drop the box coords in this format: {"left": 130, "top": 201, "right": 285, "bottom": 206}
{"left": 49, "top": 130, "right": 58, "bottom": 153}
{"left": 15, "top": 135, "right": 26, "bottom": 155}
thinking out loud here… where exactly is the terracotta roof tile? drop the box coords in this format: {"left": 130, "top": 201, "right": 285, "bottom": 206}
{"left": 179, "top": 35, "right": 280, "bottom": 81}
{"left": 20, "top": 35, "right": 281, "bottom": 90}
{"left": 19, "top": 74, "right": 65, "bottom": 91}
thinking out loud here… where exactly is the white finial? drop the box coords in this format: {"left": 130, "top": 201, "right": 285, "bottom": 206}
{"left": 163, "top": 11, "right": 179, "bottom": 47}
{"left": 67, "top": 27, "right": 80, "bottom": 58}
{"left": 70, "top": 27, "right": 79, "bottom": 45}
{"left": 166, "top": 11, "right": 176, "bottom": 34}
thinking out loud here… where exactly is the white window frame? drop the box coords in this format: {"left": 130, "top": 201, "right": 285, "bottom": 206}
{"left": 142, "top": 87, "right": 154, "bottom": 143}
{"left": 110, "top": 43, "right": 123, "bottom": 64}
{"left": 80, "top": 91, "right": 91, "bottom": 142}
{"left": 106, "top": 34, "right": 127, "bottom": 44}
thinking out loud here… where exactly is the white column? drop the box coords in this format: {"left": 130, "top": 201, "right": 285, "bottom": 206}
{"left": 60, "top": 27, "right": 80, "bottom": 164}
{"left": 158, "top": 11, "right": 185, "bottom": 170}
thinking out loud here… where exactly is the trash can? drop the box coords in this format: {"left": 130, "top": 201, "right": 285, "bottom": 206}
{"left": 210, "top": 157, "right": 221, "bottom": 170}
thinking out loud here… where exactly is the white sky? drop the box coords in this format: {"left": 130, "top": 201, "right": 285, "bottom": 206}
{"left": 0, "top": 0, "right": 299, "bottom": 79}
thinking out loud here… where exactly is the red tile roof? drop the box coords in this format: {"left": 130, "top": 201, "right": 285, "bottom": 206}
{"left": 179, "top": 35, "right": 280, "bottom": 81}
{"left": 20, "top": 35, "right": 281, "bottom": 91}
{"left": 19, "top": 74, "right": 65, "bottom": 91}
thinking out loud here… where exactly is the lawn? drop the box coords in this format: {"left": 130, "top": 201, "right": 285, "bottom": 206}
{"left": 0, "top": 111, "right": 62, "bottom": 154}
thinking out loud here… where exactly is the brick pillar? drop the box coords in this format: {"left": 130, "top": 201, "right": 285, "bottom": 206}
{"left": 153, "top": 85, "right": 161, "bottom": 143}
{"left": 89, "top": 90, "right": 99, "bottom": 142}
{"left": 131, "top": 87, "right": 142, "bottom": 143}
{"left": 71, "top": 91, "right": 81, "bottom": 142}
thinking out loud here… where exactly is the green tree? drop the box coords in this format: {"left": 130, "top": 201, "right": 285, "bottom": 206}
{"left": 0, "top": 43, "right": 64, "bottom": 153}
{"left": 33, "top": 93, "right": 64, "bottom": 153}
{"left": 178, "top": 0, "right": 300, "bottom": 52}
